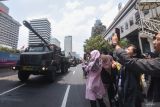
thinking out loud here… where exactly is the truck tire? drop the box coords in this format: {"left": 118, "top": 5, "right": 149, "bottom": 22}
{"left": 47, "top": 70, "right": 56, "bottom": 83}
{"left": 61, "top": 64, "right": 68, "bottom": 73}
{"left": 64, "top": 65, "right": 68, "bottom": 73}
{"left": 61, "top": 65, "right": 65, "bottom": 74}
{"left": 18, "top": 71, "right": 30, "bottom": 82}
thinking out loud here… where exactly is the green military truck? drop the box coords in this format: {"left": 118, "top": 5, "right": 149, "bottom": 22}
{"left": 13, "top": 21, "right": 70, "bottom": 82}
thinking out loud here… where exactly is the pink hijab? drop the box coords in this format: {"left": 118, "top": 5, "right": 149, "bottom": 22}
{"left": 88, "top": 50, "right": 102, "bottom": 72}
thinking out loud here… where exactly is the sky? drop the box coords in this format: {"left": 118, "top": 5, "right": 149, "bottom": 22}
{"left": 3, "top": 0, "right": 129, "bottom": 57}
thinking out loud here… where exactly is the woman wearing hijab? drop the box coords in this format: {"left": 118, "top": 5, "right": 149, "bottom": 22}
{"left": 83, "top": 50, "right": 106, "bottom": 107}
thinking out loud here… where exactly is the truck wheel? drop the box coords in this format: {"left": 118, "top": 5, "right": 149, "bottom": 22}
{"left": 61, "top": 65, "right": 65, "bottom": 74}
{"left": 61, "top": 64, "right": 68, "bottom": 73}
{"left": 47, "top": 70, "right": 56, "bottom": 82}
{"left": 18, "top": 71, "right": 30, "bottom": 82}
{"left": 64, "top": 65, "right": 68, "bottom": 72}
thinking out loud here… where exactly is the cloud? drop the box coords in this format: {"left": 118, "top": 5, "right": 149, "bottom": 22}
{"left": 54, "top": 6, "right": 96, "bottom": 35}
{"left": 53, "top": 5, "right": 97, "bottom": 56}
{"left": 65, "top": 1, "right": 81, "bottom": 9}
{"left": 17, "top": 1, "right": 118, "bottom": 57}
{"left": 13, "top": 0, "right": 129, "bottom": 57}
{"left": 100, "top": 1, "right": 128, "bottom": 27}
{"left": 18, "top": 25, "right": 29, "bottom": 49}
{"left": 101, "top": 8, "right": 118, "bottom": 28}
{"left": 99, "top": 0, "right": 115, "bottom": 12}
{"left": 97, "top": 1, "right": 118, "bottom": 27}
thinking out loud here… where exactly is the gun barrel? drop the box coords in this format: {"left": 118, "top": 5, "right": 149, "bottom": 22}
{"left": 23, "top": 20, "right": 49, "bottom": 45}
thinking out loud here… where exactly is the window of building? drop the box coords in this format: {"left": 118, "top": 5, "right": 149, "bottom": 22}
{"left": 143, "top": 10, "right": 149, "bottom": 16}
{"left": 141, "top": 38, "right": 150, "bottom": 53}
{"left": 129, "top": 17, "right": 134, "bottom": 26}
{"left": 121, "top": 26, "right": 124, "bottom": 33}
{"left": 135, "top": 12, "right": 140, "bottom": 24}
{"left": 125, "top": 22, "right": 128, "bottom": 30}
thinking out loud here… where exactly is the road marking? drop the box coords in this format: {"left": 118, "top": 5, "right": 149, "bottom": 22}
{"left": 0, "top": 74, "right": 17, "bottom": 80}
{"left": 0, "top": 84, "right": 25, "bottom": 96}
{"left": 61, "top": 85, "right": 71, "bottom": 107}
{"left": 73, "top": 71, "right": 75, "bottom": 75}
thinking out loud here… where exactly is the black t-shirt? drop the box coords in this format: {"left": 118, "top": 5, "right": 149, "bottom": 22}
{"left": 101, "top": 68, "right": 112, "bottom": 85}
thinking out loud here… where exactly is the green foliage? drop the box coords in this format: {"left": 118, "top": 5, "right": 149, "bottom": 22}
{"left": 0, "top": 45, "right": 20, "bottom": 53}
{"left": 83, "top": 35, "right": 113, "bottom": 53}
{"left": 119, "top": 39, "right": 129, "bottom": 48}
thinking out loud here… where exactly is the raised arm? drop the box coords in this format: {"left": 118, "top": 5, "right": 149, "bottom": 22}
{"left": 116, "top": 48, "right": 160, "bottom": 77}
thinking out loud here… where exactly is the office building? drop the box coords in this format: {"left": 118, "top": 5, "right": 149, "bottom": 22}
{"left": 50, "top": 37, "right": 60, "bottom": 47}
{"left": 28, "top": 18, "right": 51, "bottom": 46}
{"left": 0, "top": 2, "right": 20, "bottom": 49}
{"left": 91, "top": 19, "right": 106, "bottom": 37}
{"left": 64, "top": 36, "right": 72, "bottom": 56}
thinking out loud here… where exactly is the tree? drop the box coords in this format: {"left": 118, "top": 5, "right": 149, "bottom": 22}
{"left": 83, "top": 35, "right": 113, "bottom": 53}
{"left": 0, "top": 45, "right": 20, "bottom": 53}
{"left": 119, "top": 39, "right": 129, "bottom": 48}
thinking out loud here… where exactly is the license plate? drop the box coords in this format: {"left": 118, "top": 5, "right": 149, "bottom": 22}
{"left": 22, "top": 66, "right": 33, "bottom": 71}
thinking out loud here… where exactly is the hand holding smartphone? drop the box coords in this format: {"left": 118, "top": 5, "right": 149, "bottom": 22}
{"left": 111, "top": 33, "right": 121, "bottom": 50}
{"left": 112, "top": 33, "right": 119, "bottom": 46}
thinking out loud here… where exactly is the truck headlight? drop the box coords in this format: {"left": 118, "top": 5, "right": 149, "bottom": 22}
{"left": 42, "top": 67, "right": 48, "bottom": 71}
{"left": 42, "top": 67, "right": 46, "bottom": 71}
{"left": 12, "top": 66, "right": 16, "bottom": 70}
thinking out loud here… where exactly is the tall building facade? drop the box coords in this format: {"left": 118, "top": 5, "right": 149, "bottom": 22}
{"left": 64, "top": 36, "right": 72, "bottom": 56}
{"left": 91, "top": 19, "right": 106, "bottom": 37}
{"left": 50, "top": 37, "right": 60, "bottom": 47}
{"left": 28, "top": 18, "right": 51, "bottom": 46}
{"left": 0, "top": 2, "right": 20, "bottom": 49}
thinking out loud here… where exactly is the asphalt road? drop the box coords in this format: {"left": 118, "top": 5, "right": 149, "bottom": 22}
{"left": 0, "top": 64, "right": 90, "bottom": 107}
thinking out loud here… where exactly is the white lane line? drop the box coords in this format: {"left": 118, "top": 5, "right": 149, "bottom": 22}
{"left": 0, "top": 74, "right": 17, "bottom": 80}
{"left": 73, "top": 71, "right": 75, "bottom": 75}
{"left": 0, "top": 84, "right": 25, "bottom": 96}
{"left": 61, "top": 85, "right": 71, "bottom": 107}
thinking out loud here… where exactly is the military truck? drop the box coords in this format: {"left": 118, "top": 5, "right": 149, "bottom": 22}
{"left": 13, "top": 21, "right": 70, "bottom": 82}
